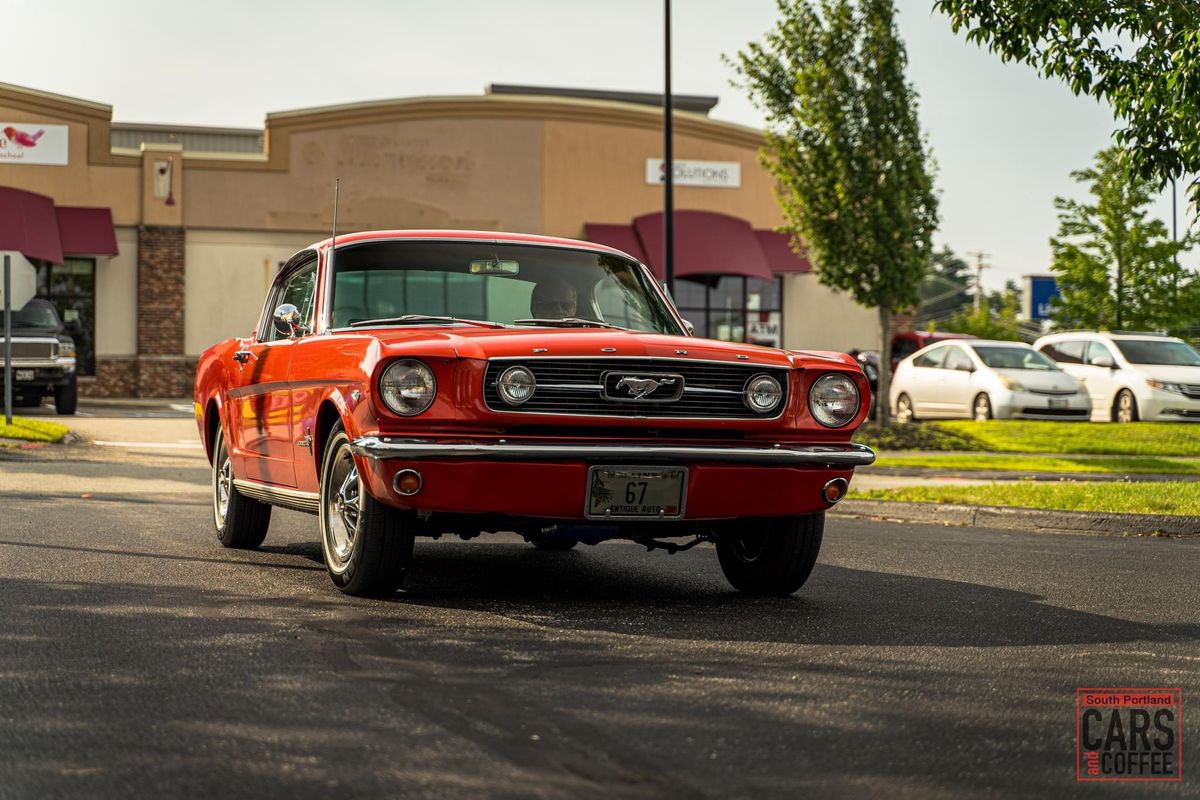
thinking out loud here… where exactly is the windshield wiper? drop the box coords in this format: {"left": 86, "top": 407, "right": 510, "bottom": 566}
{"left": 349, "top": 315, "right": 505, "bottom": 329}
{"left": 513, "top": 317, "right": 627, "bottom": 330}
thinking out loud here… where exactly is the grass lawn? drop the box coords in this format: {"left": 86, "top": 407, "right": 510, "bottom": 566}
{"left": 932, "top": 420, "right": 1200, "bottom": 456}
{"left": 0, "top": 416, "right": 69, "bottom": 444}
{"left": 875, "top": 453, "right": 1200, "bottom": 475}
{"left": 853, "top": 481, "right": 1200, "bottom": 516}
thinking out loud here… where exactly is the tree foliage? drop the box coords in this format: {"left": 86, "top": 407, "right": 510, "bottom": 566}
{"left": 942, "top": 284, "right": 1022, "bottom": 340}
{"left": 917, "top": 246, "right": 971, "bottom": 323}
{"left": 933, "top": 0, "right": 1200, "bottom": 209}
{"left": 730, "top": 0, "right": 939, "bottom": 420}
{"left": 1050, "top": 148, "right": 1198, "bottom": 334}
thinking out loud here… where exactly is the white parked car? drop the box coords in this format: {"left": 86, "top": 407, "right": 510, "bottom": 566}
{"left": 1033, "top": 331, "right": 1200, "bottom": 422}
{"left": 890, "top": 339, "right": 1090, "bottom": 422}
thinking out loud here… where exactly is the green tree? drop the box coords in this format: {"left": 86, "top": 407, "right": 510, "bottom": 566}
{"left": 943, "top": 284, "right": 1022, "bottom": 340}
{"left": 730, "top": 0, "right": 939, "bottom": 421}
{"left": 933, "top": 0, "right": 1200, "bottom": 210}
{"left": 916, "top": 246, "right": 971, "bottom": 324}
{"left": 1050, "top": 148, "right": 1197, "bottom": 334}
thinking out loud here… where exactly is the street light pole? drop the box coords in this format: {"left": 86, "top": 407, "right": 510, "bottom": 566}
{"left": 663, "top": 0, "right": 675, "bottom": 297}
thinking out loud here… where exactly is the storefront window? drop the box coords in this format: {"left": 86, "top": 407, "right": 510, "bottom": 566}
{"left": 36, "top": 258, "right": 96, "bottom": 375}
{"left": 676, "top": 276, "right": 783, "bottom": 347}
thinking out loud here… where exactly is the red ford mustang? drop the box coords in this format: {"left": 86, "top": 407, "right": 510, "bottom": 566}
{"left": 194, "top": 230, "right": 875, "bottom": 597}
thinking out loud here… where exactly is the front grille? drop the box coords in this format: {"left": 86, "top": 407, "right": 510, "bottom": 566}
{"left": 1020, "top": 407, "right": 1089, "bottom": 417}
{"left": 0, "top": 340, "right": 55, "bottom": 360}
{"left": 483, "top": 358, "right": 789, "bottom": 419}
{"left": 1027, "top": 388, "right": 1078, "bottom": 396}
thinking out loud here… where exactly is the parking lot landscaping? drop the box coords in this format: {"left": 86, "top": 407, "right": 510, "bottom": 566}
{"left": 0, "top": 417, "right": 68, "bottom": 445}
{"left": 855, "top": 419, "right": 1200, "bottom": 456}
{"left": 853, "top": 480, "right": 1200, "bottom": 516}
{"left": 875, "top": 453, "right": 1200, "bottom": 475}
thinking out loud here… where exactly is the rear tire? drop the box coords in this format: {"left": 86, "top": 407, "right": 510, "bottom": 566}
{"left": 319, "top": 425, "right": 414, "bottom": 596}
{"left": 895, "top": 393, "right": 915, "bottom": 424}
{"left": 1113, "top": 390, "right": 1139, "bottom": 423}
{"left": 213, "top": 432, "right": 271, "bottom": 549}
{"left": 54, "top": 376, "right": 77, "bottom": 415}
{"left": 716, "top": 513, "right": 824, "bottom": 596}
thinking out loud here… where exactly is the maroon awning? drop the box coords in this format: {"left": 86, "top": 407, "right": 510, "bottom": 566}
{"left": 584, "top": 222, "right": 649, "bottom": 264}
{"left": 0, "top": 186, "right": 63, "bottom": 264}
{"left": 56, "top": 206, "right": 118, "bottom": 256}
{"left": 755, "top": 229, "right": 811, "bottom": 273}
{"left": 633, "top": 211, "right": 775, "bottom": 281}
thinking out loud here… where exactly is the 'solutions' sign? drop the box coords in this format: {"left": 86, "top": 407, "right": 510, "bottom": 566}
{"left": 646, "top": 158, "right": 740, "bottom": 188}
{"left": 0, "top": 123, "right": 69, "bottom": 165}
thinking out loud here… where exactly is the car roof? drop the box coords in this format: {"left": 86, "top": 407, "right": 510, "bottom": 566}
{"left": 311, "top": 229, "right": 636, "bottom": 261}
{"left": 1034, "top": 330, "right": 1183, "bottom": 344}
{"left": 959, "top": 339, "right": 1031, "bottom": 348}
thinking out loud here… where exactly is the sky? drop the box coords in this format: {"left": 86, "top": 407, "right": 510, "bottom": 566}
{"left": 2, "top": 0, "right": 1186, "bottom": 291}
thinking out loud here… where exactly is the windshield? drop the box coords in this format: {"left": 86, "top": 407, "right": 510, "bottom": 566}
{"left": 1113, "top": 339, "right": 1200, "bottom": 366}
{"left": 972, "top": 346, "right": 1059, "bottom": 371}
{"left": 0, "top": 300, "right": 60, "bottom": 329}
{"left": 328, "top": 241, "right": 681, "bottom": 334}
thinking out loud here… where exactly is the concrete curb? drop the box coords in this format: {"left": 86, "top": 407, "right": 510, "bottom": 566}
{"left": 833, "top": 498, "right": 1200, "bottom": 537}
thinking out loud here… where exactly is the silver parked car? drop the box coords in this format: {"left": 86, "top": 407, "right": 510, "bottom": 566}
{"left": 890, "top": 339, "right": 1091, "bottom": 422}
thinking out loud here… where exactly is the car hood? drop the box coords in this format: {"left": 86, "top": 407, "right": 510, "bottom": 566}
{"left": 360, "top": 326, "right": 853, "bottom": 370}
{"left": 1135, "top": 365, "right": 1200, "bottom": 384}
{"left": 3, "top": 325, "right": 64, "bottom": 339}
{"left": 993, "top": 368, "right": 1082, "bottom": 391}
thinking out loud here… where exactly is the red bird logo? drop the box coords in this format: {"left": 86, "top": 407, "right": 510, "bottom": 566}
{"left": 3, "top": 127, "right": 46, "bottom": 148}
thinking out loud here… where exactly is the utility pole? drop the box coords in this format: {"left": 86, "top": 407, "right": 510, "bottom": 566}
{"left": 967, "top": 250, "right": 990, "bottom": 311}
{"left": 662, "top": 0, "right": 675, "bottom": 296}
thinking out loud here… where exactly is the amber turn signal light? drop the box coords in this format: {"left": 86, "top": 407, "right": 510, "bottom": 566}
{"left": 393, "top": 469, "right": 423, "bottom": 496}
{"left": 822, "top": 478, "right": 848, "bottom": 505}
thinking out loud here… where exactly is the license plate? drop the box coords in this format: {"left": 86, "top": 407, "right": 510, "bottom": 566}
{"left": 1048, "top": 397, "right": 1068, "bottom": 409}
{"left": 14, "top": 370, "right": 34, "bottom": 381}
{"left": 586, "top": 466, "right": 687, "bottom": 520}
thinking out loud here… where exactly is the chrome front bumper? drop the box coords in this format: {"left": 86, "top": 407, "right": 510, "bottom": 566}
{"left": 350, "top": 437, "right": 876, "bottom": 467}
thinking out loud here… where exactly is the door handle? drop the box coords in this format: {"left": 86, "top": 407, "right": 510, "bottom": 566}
{"left": 233, "top": 350, "right": 255, "bottom": 364}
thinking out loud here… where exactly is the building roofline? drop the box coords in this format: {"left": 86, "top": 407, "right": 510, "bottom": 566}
{"left": 111, "top": 121, "right": 264, "bottom": 137}
{"left": 486, "top": 83, "right": 719, "bottom": 115}
{"left": 0, "top": 80, "right": 111, "bottom": 115}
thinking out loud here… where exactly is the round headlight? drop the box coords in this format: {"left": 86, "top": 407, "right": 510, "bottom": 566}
{"left": 744, "top": 374, "right": 784, "bottom": 413}
{"left": 380, "top": 359, "right": 436, "bottom": 416}
{"left": 497, "top": 366, "right": 536, "bottom": 406}
{"left": 809, "top": 373, "right": 860, "bottom": 427}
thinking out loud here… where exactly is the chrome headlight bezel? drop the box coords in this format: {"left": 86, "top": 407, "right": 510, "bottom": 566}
{"left": 809, "top": 372, "right": 861, "bottom": 428}
{"left": 743, "top": 373, "right": 784, "bottom": 414}
{"left": 379, "top": 359, "right": 437, "bottom": 417}
{"left": 496, "top": 365, "right": 537, "bottom": 406}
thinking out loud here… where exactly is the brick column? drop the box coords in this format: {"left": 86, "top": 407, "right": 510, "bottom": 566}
{"left": 136, "top": 226, "right": 193, "bottom": 396}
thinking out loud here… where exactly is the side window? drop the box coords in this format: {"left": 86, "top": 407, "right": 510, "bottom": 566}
{"left": 892, "top": 337, "right": 919, "bottom": 360}
{"left": 1086, "top": 341, "right": 1115, "bottom": 365}
{"left": 265, "top": 263, "right": 317, "bottom": 342}
{"left": 1040, "top": 340, "right": 1085, "bottom": 364}
{"left": 944, "top": 347, "right": 973, "bottom": 372}
{"left": 913, "top": 345, "right": 948, "bottom": 369}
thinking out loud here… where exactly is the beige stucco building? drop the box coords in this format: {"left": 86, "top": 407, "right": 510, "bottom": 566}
{"left": 0, "top": 80, "right": 880, "bottom": 397}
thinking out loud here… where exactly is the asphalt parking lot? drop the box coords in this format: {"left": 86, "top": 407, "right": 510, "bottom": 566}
{"left": 0, "top": 415, "right": 1197, "bottom": 799}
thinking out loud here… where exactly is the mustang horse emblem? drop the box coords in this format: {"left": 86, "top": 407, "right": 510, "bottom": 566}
{"left": 616, "top": 376, "right": 677, "bottom": 400}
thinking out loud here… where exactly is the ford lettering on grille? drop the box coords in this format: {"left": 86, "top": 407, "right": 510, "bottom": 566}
{"left": 601, "top": 371, "right": 685, "bottom": 403}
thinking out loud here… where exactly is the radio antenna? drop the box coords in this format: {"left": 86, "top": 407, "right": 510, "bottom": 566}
{"left": 329, "top": 177, "right": 340, "bottom": 272}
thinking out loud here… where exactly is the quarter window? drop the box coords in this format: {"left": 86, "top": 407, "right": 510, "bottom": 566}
{"left": 944, "top": 347, "right": 973, "bottom": 371}
{"left": 913, "top": 346, "right": 948, "bottom": 369}
{"left": 1086, "top": 341, "right": 1115, "bottom": 366}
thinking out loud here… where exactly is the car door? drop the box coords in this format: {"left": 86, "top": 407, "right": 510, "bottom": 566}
{"left": 226, "top": 261, "right": 318, "bottom": 487}
{"left": 906, "top": 345, "right": 949, "bottom": 416}
{"left": 1079, "top": 340, "right": 1120, "bottom": 415}
{"left": 938, "top": 346, "right": 976, "bottom": 417}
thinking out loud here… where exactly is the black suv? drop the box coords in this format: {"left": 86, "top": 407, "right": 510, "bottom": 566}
{"left": 1, "top": 298, "right": 79, "bottom": 415}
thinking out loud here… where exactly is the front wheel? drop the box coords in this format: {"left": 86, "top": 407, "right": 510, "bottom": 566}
{"left": 319, "top": 425, "right": 414, "bottom": 596}
{"left": 54, "top": 376, "right": 77, "bottom": 415}
{"left": 1113, "top": 390, "right": 1139, "bottom": 423}
{"left": 716, "top": 513, "right": 824, "bottom": 596}
{"left": 895, "top": 393, "right": 915, "bottom": 424}
{"left": 973, "top": 393, "right": 992, "bottom": 421}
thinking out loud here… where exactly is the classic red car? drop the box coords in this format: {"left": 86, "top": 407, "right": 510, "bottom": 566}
{"left": 194, "top": 230, "right": 874, "bottom": 597}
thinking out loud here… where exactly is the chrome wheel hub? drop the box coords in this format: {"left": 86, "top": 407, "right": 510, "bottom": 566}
{"left": 324, "top": 444, "right": 361, "bottom": 571}
{"left": 216, "top": 456, "right": 232, "bottom": 524}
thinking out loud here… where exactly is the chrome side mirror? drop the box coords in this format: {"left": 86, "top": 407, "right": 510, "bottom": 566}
{"left": 682, "top": 319, "right": 695, "bottom": 336}
{"left": 273, "top": 303, "right": 305, "bottom": 338}
{"left": 1090, "top": 354, "right": 1115, "bottom": 369}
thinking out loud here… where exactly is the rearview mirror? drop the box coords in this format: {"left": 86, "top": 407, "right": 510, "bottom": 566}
{"left": 273, "top": 303, "right": 306, "bottom": 338}
{"left": 468, "top": 258, "right": 520, "bottom": 276}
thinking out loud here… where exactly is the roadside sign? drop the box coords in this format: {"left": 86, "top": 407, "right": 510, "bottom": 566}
{"left": 0, "top": 251, "right": 36, "bottom": 310}
{"left": 1023, "top": 274, "right": 1059, "bottom": 321}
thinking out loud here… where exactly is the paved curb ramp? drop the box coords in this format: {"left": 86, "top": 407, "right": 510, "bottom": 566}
{"left": 835, "top": 499, "right": 1200, "bottom": 537}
